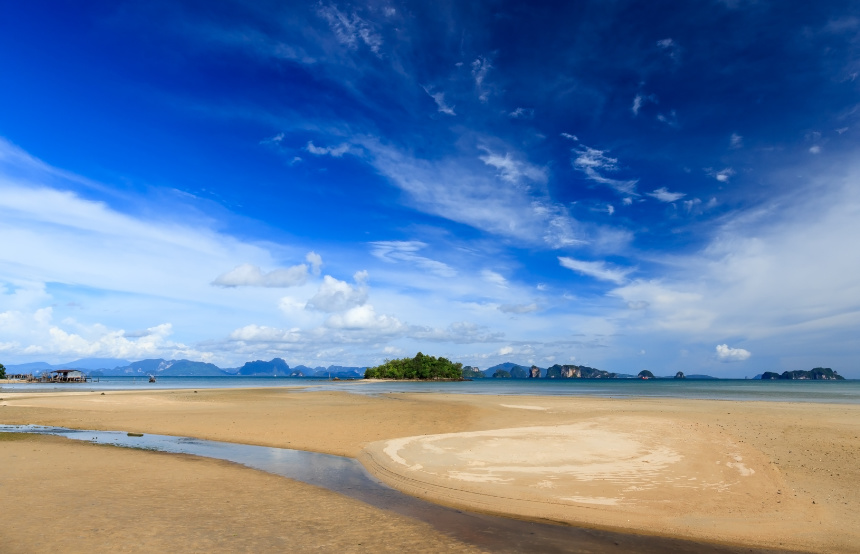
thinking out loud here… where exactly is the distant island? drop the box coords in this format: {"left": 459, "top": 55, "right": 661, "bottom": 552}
{"left": 2, "top": 357, "right": 851, "bottom": 382}
{"left": 760, "top": 367, "right": 844, "bottom": 380}
{"left": 364, "top": 352, "right": 463, "bottom": 380}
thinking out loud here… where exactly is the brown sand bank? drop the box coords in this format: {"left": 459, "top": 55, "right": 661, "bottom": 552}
{"left": 1, "top": 388, "right": 858, "bottom": 552}
{"left": 0, "top": 432, "right": 477, "bottom": 553}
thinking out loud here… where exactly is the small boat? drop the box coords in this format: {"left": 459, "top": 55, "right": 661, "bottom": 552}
{"left": 148, "top": 375, "right": 157, "bottom": 383}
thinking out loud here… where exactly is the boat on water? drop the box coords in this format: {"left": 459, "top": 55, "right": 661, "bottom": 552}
{"left": 148, "top": 375, "right": 156, "bottom": 383}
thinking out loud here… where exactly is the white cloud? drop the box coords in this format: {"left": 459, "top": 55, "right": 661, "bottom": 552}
{"left": 708, "top": 167, "right": 735, "bottom": 182}
{"left": 359, "top": 139, "right": 586, "bottom": 248}
{"left": 657, "top": 110, "right": 679, "bottom": 128}
{"left": 730, "top": 133, "right": 743, "bottom": 149}
{"left": 572, "top": 144, "right": 639, "bottom": 195}
{"left": 423, "top": 86, "right": 455, "bottom": 115}
{"left": 508, "top": 107, "right": 534, "bottom": 119}
{"left": 656, "top": 38, "right": 680, "bottom": 62}
{"left": 558, "top": 257, "right": 633, "bottom": 285}
{"left": 326, "top": 304, "right": 404, "bottom": 332}
{"left": 498, "top": 345, "right": 514, "bottom": 356}
{"left": 305, "top": 141, "right": 352, "bottom": 157}
{"left": 229, "top": 324, "right": 303, "bottom": 343}
{"left": 683, "top": 198, "right": 702, "bottom": 212}
{"left": 560, "top": 133, "right": 578, "bottom": 141}
{"left": 317, "top": 3, "right": 382, "bottom": 55}
{"left": 715, "top": 344, "right": 751, "bottom": 362}
{"left": 647, "top": 187, "right": 686, "bottom": 203}
{"left": 408, "top": 321, "right": 504, "bottom": 344}
{"left": 607, "top": 204, "right": 615, "bottom": 215}
{"left": 809, "top": 145, "right": 822, "bottom": 154}
{"left": 370, "top": 241, "right": 456, "bottom": 277}
{"left": 306, "top": 251, "right": 323, "bottom": 276}
{"left": 306, "top": 274, "right": 368, "bottom": 313}
{"left": 479, "top": 147, "right": 547, "bottom": 186}
{"left": 471, "top": 57, "right": 492, "bottom": 102}
{"left": 0, "top": 307, "right": 207, "bottom": 361}
{"left": 482, "top": 270, "right": 508, "bottom": 287}
{"left": 212, "top": 262, "right": 310, "bottom": 288}
{"left": 632, "top": 94, "right": 644, "bottom": 116}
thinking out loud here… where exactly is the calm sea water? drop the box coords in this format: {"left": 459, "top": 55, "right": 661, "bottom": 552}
{"left": 2, "top": 375, "right": 858, "bottom": 404}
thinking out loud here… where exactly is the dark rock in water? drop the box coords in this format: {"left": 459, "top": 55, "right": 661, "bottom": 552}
{"left": 674, "top": 371, "right": 686, "bottom": 379}
{"left": 528, "top": 365, "right": 540, "bottom": 379}
{"left": 638, "top": 370, "right": 655, "bottom": 379}
{"left": 492, "top": 369, "right": 511, "bottom": 378}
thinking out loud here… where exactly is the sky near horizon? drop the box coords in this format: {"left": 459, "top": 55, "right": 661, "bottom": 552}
{"left": 1, "top": 1, "right": 859, "bottom": 376}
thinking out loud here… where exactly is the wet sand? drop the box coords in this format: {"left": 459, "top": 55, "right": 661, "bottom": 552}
{"left": 1, "top": 387, "right": 857, "bottom": 552}
{"left": 0, "top": 433, "right": 477, "bottom": 553}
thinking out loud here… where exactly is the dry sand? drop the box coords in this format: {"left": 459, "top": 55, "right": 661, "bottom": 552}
{"left": 1, "top": 387, "right": 858, "bottom": 552}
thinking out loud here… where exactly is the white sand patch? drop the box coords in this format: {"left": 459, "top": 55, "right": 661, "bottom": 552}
{"left": 499, "top": 404, "right": 548, "bottom": 411}
{"left": 363, "top": 416, "right": 777, "bottom": 529}
{"left": 726, "top": 454, "right": 755, "bottom": 476}
{"left": 382, "top": 437, "right": 412, "bottom": 466}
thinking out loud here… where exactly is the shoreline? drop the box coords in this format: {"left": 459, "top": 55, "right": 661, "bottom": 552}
{"left": 1, "top": 387, "right": 857, "bottom": 552}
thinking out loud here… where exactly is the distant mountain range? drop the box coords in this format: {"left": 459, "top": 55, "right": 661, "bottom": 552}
{"left": 6, "top": 358, "right": 365, "bottom": 379}
{"left": 13, "top": 357, "right": 823, "bottom": 380}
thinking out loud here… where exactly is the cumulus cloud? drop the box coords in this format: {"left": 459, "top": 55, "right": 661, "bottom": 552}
{"left": 370, "top": 241, "right": 456, "bottom": 277}
{"left": 306, "top": 251, "right": 323, "bottom": 275}
{"left": 212, "top": 261, "right": 312, "bottom": 288}
{"left": 326, "top": 304, "right": 404, "bottom": 332}
{"left": 647, "top": 187, "right": 686, "bottom": 202}
{"left": 305, "top": 273, "right": 368, "bottom": 312}
{"left": 558, "top": 257, "right": 633, "bottom": 284}
{"left": 0, "top": 307, "right": 206, "bottom": 361}
{"left": 572, "top": 144, "right": 639, "bottom": 195}
{"left": 715, "top": 343, "right": 751, "bottom": 362}
{"left": 305, "top": 141, "right": 352, "bottom": 157}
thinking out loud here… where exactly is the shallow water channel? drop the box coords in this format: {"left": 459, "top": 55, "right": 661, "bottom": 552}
{"left": 0, "top": 425, "right": 792, "bottom": 554}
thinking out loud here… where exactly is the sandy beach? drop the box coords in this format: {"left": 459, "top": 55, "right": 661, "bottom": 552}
{"left": 1, "top": 386, "right": 857, "bottom": 552}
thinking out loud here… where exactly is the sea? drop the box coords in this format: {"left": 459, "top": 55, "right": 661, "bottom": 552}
{"left": 2, "top": 375, "right": 858, "bottom": 404}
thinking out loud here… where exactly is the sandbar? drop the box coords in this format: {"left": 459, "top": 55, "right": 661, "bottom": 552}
{"left": 1, "top": 387, "right": 857, "bottom": 552}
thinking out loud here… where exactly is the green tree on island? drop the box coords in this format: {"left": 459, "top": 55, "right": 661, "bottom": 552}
{"left": 364, "top": 352, "right": 463, "bottom": 380}
{"left": 0, "top": 363, "right": 5, "bottom": 379}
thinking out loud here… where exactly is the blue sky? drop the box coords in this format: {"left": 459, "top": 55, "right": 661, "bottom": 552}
{"left": 1, "top": 0, "right": 859, "bottom": 376}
